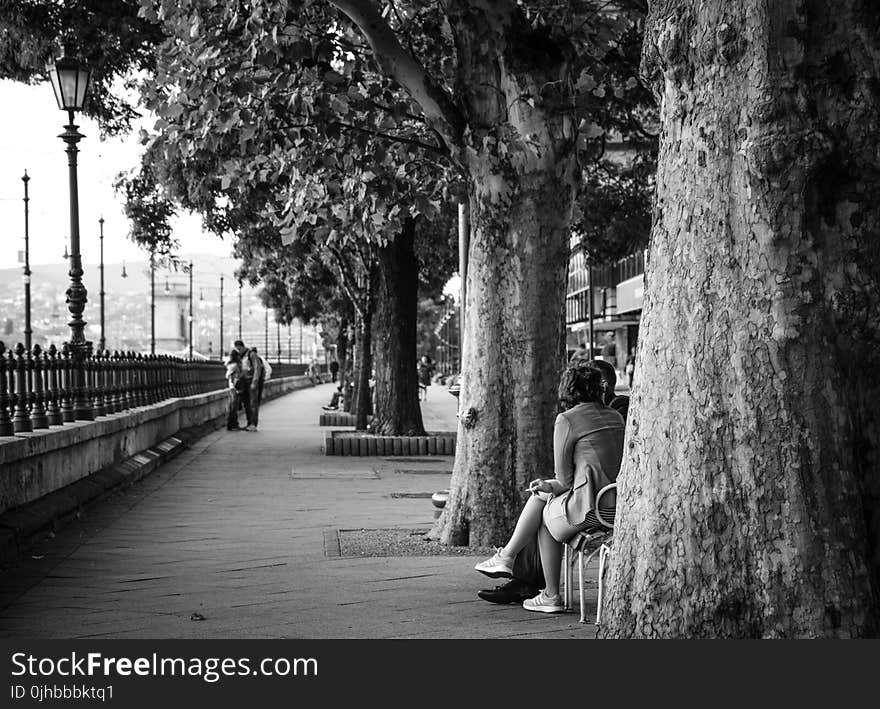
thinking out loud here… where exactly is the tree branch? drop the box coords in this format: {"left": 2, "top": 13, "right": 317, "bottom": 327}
{"left": 331, "top": 120, "right": 447, "bottom": 156}
{"left": 327, "top": 244, "right": 365, "bottom": 319}
{"left": 328, "top": 0, "right": 466, "bottom": 147}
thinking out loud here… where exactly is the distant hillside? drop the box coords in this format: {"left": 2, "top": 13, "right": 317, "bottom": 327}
{"left": 0, "top": 254, "right": 248, "bottom": 298}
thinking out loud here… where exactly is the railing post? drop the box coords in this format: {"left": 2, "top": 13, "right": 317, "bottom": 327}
{"left": 12, "top": 343, "right": 33, "bottom": 433}
{"left": 108, "top": 350, "right": 119, "bottom": 413}
{"left": 127, "top": 352, "right": 137, "bottom": 407}
{"left": 46, "top": 344, "right": 63, "bottom": 425}
{"left": 0, "top": 342, "right": 13, "bottom": 436}
{"left": 89, "top": 344, "right": 106, "bottom": 417}
{"left": 29, "top": 344, "right": 49, "bottom": 429}
{"left": 133, "top": 353, "right": 144, "bottom": 407}
{"left": 114, "top": 351, "right": 127, "bottom": 411}
{"left": 99, "top": 350, "right": 112, "bottom": 414}
{"left": 148, "top": 354, "right": 158, "bottom": 404}
{"left": 60, "top": 343, "right": 75, "bottom": 423}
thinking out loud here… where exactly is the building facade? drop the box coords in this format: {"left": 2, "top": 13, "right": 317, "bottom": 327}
{"left": 565, "top": 246, "right": 646, "bottom": 373}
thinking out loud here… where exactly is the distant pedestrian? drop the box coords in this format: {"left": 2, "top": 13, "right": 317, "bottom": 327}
{"left": 249, "top": 347, "right": 271, "bottom": 428}
{"left": 307, "top": 359, "right": 320, "bottom": 385}
{"left": 225, "top": 349, "right": 253, "bottom": 431}
{"left": 418, "top": 355, "right": 434, "bottom": 399}
{"left": 234, "top": 340, "right": 259, "bottom": 431}
{"left": 329, "top": 360, "right": 339, "bottom": 382}
{"left": 625, "top": 350, "right": 636, "bottom": 389}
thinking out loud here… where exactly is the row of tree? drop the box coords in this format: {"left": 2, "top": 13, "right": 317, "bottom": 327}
{"left": 4, "top": 0, "right": 876, "bottom": 636}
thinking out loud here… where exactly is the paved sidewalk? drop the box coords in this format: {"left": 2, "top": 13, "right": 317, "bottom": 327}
{"left": 0, "top": 384, "right": 600, "bottom": 639}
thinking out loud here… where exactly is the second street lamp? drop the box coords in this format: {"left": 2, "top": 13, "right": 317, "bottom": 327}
{"left": 188, "top": 260, "right": 194, "bottom": 359}
{"left": 48, "top": 45, "right": 93, "bottom": 420}
{"left": 98, "top": 217, "right": 105, "bottom": 352}
{"left": 21, "top": 171, "right": 32, "bottom": 352}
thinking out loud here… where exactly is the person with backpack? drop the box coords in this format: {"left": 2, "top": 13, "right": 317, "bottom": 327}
{"left": 249, "top": 346, "right": 271, "bottom": 428}
{"left": 225, "top": 348, "right": 254, "bottom": 431}
{"left": 234, "top": 340, "right": 261, "bottom": 431}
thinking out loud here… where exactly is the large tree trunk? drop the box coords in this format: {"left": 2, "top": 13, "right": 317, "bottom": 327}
{"left": 333, "top": 0, "right": 578, "bottom": 545}
{"left": 352, "top": 301, "right": 374, "bottom": 431}
{"left": 372, "top": 218, "right": 426, "bottom": 436}
{"left": 431, "top": 5, "right": 578, "bottom": 546}
{"left": 335, "top": 315, "right": 349, "bottom": 382}
{"left": 601, "top": 0, "right": 880, "bottom": 637}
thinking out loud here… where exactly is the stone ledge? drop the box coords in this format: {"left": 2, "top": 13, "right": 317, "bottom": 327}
{"left": 318, "top": 412, "right": 373, "bottom": 427}
{"left": 323, "top": 430, "right": 456, "bottom": 456}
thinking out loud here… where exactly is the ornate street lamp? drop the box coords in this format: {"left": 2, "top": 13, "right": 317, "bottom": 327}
{"left": 188, "top": 260, "right": 194, "bottom": 359}
{"left": 21, "top": 171, "right": 32, "bottom": 352}
{"left": 98, "top": 217, "right": 106, "bottom": 352}
{"left": 238, "top": 279, "right": 243, "bottom": 341}
{"left": 150, "top": 250, "right": 157, "bottom": 354}
{"left": 47, "top": 46, "right": 93, "bottom": 420}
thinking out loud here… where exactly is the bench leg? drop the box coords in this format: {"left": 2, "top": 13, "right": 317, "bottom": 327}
{"left": 596, "top": 544, "right": 611, "bottom": 626}
{"left": 563, "top": 545, "right": 572, "bottom": 611}
{"left": 578, "top": 550, "right": 586, "bottom": 623}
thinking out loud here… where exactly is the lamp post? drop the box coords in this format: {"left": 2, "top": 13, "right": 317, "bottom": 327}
{"left": 276, "top": 318, "right": 281, "bottom": 364}
{"left": 98, "top": 217, "right": 105, "bottom": 352}
{"left": 238, "top": 280, "right": 243, "bottom": 341}
{"left": 21, "top": 171, "right": 32, "bottom": 352}
{"left": 149, "top": 250, "right": 156, "bottom": 354}
{"left": 48, "top": 46, "right": 93, "bottom": 420}
{"left": 264, "top": 308, "right": 268, "bottom": 358}
{"left": 188, "top": 260, "right": 194, "bottom": 359}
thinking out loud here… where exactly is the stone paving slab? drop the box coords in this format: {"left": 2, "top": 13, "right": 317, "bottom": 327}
{"left": 0, "top": 383, "right": 600, "bottom": 639}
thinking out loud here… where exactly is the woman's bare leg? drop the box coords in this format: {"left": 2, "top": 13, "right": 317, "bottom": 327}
{"left": 537, "top": 524, "right": 564, "bottom": 596}
{"left": 497, "top": 495, "right": 547, "bottom": 562}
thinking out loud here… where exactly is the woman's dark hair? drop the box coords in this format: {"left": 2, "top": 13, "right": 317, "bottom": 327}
{"left": 558, "top": 360, "right": 605, "bottom": 410}
{"left": 228, "top": 349, "right": 241, "bottom": 363}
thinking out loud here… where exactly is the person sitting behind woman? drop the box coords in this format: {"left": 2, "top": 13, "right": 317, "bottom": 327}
{"left": 474, "top": 360, "right": 625, "bottom": 613}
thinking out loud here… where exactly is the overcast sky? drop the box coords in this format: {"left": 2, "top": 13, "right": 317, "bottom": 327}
{"left": 0, "top": 79, "right": 233, "bottom": 270}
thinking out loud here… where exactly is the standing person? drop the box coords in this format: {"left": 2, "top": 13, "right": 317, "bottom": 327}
{"left": 249, "top": 346, "right": 269, "bottom": 429}
{"left": 329, "top": 359, "right": 339, "bottom": 383}
{"left": 477, "top": 359, "right": 623, "bottom": 604}
{"left": 625, "top": 350, "right": 636, "bottom": 389}
{"left": 473, "top": 360, "right": 625, "bottom": 613}
{"left": 418, "top": 355, "right": 435, "bottom": 399}
{"left": 225, "top": 349, "right": 247, "bottom": 431}
{"left": 233, "top": 339, "right": 258, "bottom": 431}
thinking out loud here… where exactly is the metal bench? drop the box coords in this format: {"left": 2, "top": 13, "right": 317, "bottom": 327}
{"left": 562, "top": 482, "right": 616, "bottom": 624}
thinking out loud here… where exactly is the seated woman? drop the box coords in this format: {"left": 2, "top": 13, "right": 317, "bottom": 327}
{"left": 474, "top": 360, "right": 625, "bottom": 613}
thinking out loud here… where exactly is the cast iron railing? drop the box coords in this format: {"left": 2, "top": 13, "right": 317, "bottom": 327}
{"left": 0, "top": 341, "right": 229, "bottom": 437}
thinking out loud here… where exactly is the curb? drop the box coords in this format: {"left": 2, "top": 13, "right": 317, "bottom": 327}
{"left": 323, "top": 430, "right": 456, "bottom": 456}
{"left": 318, "top": 412, "right": 373, "bottom": 427}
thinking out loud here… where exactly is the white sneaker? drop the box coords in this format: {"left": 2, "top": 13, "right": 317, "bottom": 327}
{"left": 474, "top": 548, "right": 514, "bottom": 578}
{"left": 522, "top": 591, "right": 564, "bottom": 614}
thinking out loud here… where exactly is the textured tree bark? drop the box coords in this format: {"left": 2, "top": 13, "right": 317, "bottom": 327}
{"left": 431, "top": 3, "right": 578, "bottom": 545}
{"left": 335, "top": 315, "right": 349, "bottom": 383}
{"left": 335, "top": 0, "right": 578, "bottom": 544}
{"left": 372, "top": 219, "right": 426, "bottom": 436}
{"left": 601, "top": 0, "right": 880, "bottom": 637}
{"left": 351, "top": 303, "right": 374, "bottom": 431}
